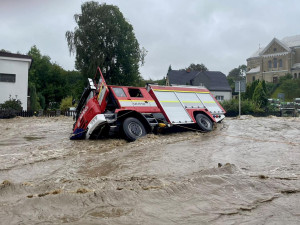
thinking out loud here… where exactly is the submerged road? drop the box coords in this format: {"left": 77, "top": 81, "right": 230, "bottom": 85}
{"left": 0, "top": 116, "right": 299, "bottom": 224}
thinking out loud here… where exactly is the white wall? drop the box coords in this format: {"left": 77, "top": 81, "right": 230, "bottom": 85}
{"left": 0, "top": 57, "right": 31, "bottom": 110}
{"left": 211, "top": 91, "right": 232, "bottom": 101}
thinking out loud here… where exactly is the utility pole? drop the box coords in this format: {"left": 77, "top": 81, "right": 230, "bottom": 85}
{"left": 235, "top": 80, "right": 245, "bottom": 117}
{"left": 239, "top": 81, "right": 241, "bottom": 117}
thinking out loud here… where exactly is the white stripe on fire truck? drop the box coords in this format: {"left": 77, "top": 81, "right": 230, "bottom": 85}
{"left": 119, "top": 100, "right": 155, "bottom": 102}
{"left": 119, "top": 100, "right": 157, "bottom": 107}
{"left": 160, "top": 100, "right": 214, "bottom": 103}
{"left": 153, "top": 89, "right": 209, "bottom": 94}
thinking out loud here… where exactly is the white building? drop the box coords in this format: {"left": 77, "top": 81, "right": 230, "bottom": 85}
{"left": 0, "top": 52, "right": 32, "bottom": 110}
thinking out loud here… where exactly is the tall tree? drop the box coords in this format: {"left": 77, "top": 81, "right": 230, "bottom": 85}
{"left": 187, "top": 63, "right": 208, "bottom": 72}
{"left": 245, "top": 79, "right": 259, "bottom": 100}
{"left": 178, "top": 63, "right": 208, "bottom": 72}
{"left": 27, "top": 45, "right": 80, "bottom": 108}
{"left": 252, "top": 81, "right": 268, "bottom": 108}
{"left": 66, "top": 1, "right": 145, "bottom": 85}
{"left": 228, "top": 65, "right": 247, "bottom": 80}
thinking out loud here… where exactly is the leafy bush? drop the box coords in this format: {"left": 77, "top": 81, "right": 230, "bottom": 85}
{"left": 220, "top": 99, "right": 262, "bottom": 117}
{"left": 0, "top": 96, "right": 22, "bottom": 111}
{"left": 60, "top": 96, "right": 73, "bottom": 111}
{"left": 0, "top": 96, "right": 22, "bottom": 119}
{"left": 252, "top": 82, "right": 268, "bottom": 108}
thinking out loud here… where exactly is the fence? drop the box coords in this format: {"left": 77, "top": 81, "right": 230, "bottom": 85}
{"left": 17, "top": 110, "right": 34, "bottom": 117}
{"left": 0, "top": 109, "right": 76, "bottom": 119}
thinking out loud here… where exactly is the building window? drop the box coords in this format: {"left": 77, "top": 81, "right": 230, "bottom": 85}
{"left": 216, "top": 96, "right": 224, "bottom": 101}
{"left": 252, "top": 76, "right": 255, "bottom": 82}
{"left": 273, "top": 58, "right": 277, "bottom": 68}
{"left": 294, "top": 73, "right": 297, "bottom": 79}
{"left": 268, "top": 60, "right": 272, "bottom": 69}
{"left": 273, "top": 48, "right": 277, "bottom": 52}
{"left": 0, "top": 73, "right": 16, "bottom": 83}
{"left": 279, "top": 59, "right": 283, "bottom": 67}
{"left": 298, "top": 73, "right": 300, "bottom": 79}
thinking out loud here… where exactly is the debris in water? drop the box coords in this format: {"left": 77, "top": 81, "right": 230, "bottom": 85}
{"left": 76, "top": 188, "right": 89, "bottom": 194}
{"left": 1, "top": 180, "right": 11, "bottom": 186}
{"left": 52, "top": 189, "right": 62, "bottom": 195}
{"left": 38, "top": 192, "right": 50, "bottom": 197}
{"left": 259, "top": 175, "right": 269, "bottom": 179}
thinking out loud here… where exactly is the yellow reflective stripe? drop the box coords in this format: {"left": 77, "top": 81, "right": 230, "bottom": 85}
{"left": 182, "top": 101, "right": 202, "bottom": 103}
{"left": 161, "top": 100, "right": 204, "bottom": 103}
{"left": 160, "top": 100, "right": 180, "bottom": 103}
{"left": 153, "top": 89, "right": 209, "bottom": 94}
{"left": 97, "top": 83, "right": 103, "bottom": 100}
{"left": 203, "top": 101, "right": 216, "bottom": 103}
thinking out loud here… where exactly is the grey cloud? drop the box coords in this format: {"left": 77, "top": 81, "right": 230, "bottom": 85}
{"left": 1, "top": 0, "right": 300, "bottom": 79}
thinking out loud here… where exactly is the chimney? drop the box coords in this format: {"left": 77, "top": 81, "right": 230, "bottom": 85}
{"left": 186, "top": 68, "right": 191, "bottom": 73}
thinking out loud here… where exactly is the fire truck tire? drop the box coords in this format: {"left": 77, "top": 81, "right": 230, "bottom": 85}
{"left": 195, "top": 114, "right": 213, "bottom": 132}
{"left": 123, "top": 117, "right": 146, "bottom": 141}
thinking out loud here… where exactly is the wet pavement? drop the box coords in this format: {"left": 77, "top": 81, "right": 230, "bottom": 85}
{"left": 0, "top": 116, "right": 299, "bottom": 224}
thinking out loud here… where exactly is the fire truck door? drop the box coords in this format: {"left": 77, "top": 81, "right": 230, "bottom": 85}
{"left": 95, "top": 67, "right": 109, "bottom": 113}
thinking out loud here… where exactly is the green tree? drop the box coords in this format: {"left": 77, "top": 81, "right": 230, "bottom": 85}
{"left": 228, "top": 65, "right": 247, "bottom": 80}
{"left": 60, "top": 96, "right": 74, "bottom": 111}
{"left": 179, "top": 63, "right": 208, "bottom": 72}
{"left": 0, "top": 49, "right": 11, "bottom": 53}
{"left": 279, "top": 73, "right": 293, "bottom": 84}
{"left": 187, "top": 63, "right": 208, "bottom": 72}
{"left": 245, "top": 79, "right": 259, "bottom": 100}
{"left": 281, "top": 79, "right": 300, "bottom": 100}
{"left": 66, "top": 1, "right": 145, "bottom": 86}
{"left": 29, "top": 83, "right": 41, "bottom": 111}
{"left": 27, "top": 45, "right": 81, "bottom": 108}
{"left": 64, "top": 70, "right": 85, "bottom": 101}
{"left": 252, "top": 81, "right": 268, "bottom": 108}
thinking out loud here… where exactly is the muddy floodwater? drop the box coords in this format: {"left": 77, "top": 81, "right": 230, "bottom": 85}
{"left": 0, "top": 116, "right": 299, "bottom": 224}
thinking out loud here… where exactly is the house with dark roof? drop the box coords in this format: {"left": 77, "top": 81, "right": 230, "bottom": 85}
{"left": 247, "top": 34, "right": 300, "bottom": 83}
{"left": 166, "top": 70, "right": 232, "bottom": 101}
{"left": 0, "top": 52, "right": 32, "bottom": 110}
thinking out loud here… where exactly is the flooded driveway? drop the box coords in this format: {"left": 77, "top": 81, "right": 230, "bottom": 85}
{"left": 0, "top": 116, "right": 299, "bottom": 224}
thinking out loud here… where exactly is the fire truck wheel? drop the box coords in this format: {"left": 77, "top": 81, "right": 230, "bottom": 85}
{"left": 123, "top": 117, "right": 146, "bottom": 141}
{"left": 195, "top": 114, "right": 213, "bottom": 132}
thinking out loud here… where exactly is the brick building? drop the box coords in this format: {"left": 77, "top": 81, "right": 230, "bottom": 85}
{"left": 246, "top": 35, "right": 300, "bottom": 83}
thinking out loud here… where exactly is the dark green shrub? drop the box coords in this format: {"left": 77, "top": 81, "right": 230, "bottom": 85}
{"left": 0, "top": 96, "right": 22, "bottom": 111}
{"left": 0, "top": 96, "right": 22, "bottom": 118}
{"left": 220, "top": 99, "right": 262, "bottom": 117}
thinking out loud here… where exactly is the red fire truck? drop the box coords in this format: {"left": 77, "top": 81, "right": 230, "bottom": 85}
{"left": 71, "top": 67, "right": 226, "bottom": 141}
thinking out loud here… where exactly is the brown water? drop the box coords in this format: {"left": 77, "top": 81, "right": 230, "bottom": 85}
{"left": 0, "top": 116, "right": 299, "bottom": 224}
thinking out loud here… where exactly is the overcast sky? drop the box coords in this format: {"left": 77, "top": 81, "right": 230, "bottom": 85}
{"left": 1, "top": 0, "right": 300, "bottom": 79}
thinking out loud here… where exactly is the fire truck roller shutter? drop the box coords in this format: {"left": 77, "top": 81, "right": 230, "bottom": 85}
{"left": 153, "top": 91, "right": 193, "bottom": 124}
{"left": 196, "top": 93, "right": 223, "bottom": 114}
{"left": 174, "top": 92, "right": 204, "bottom": 108}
